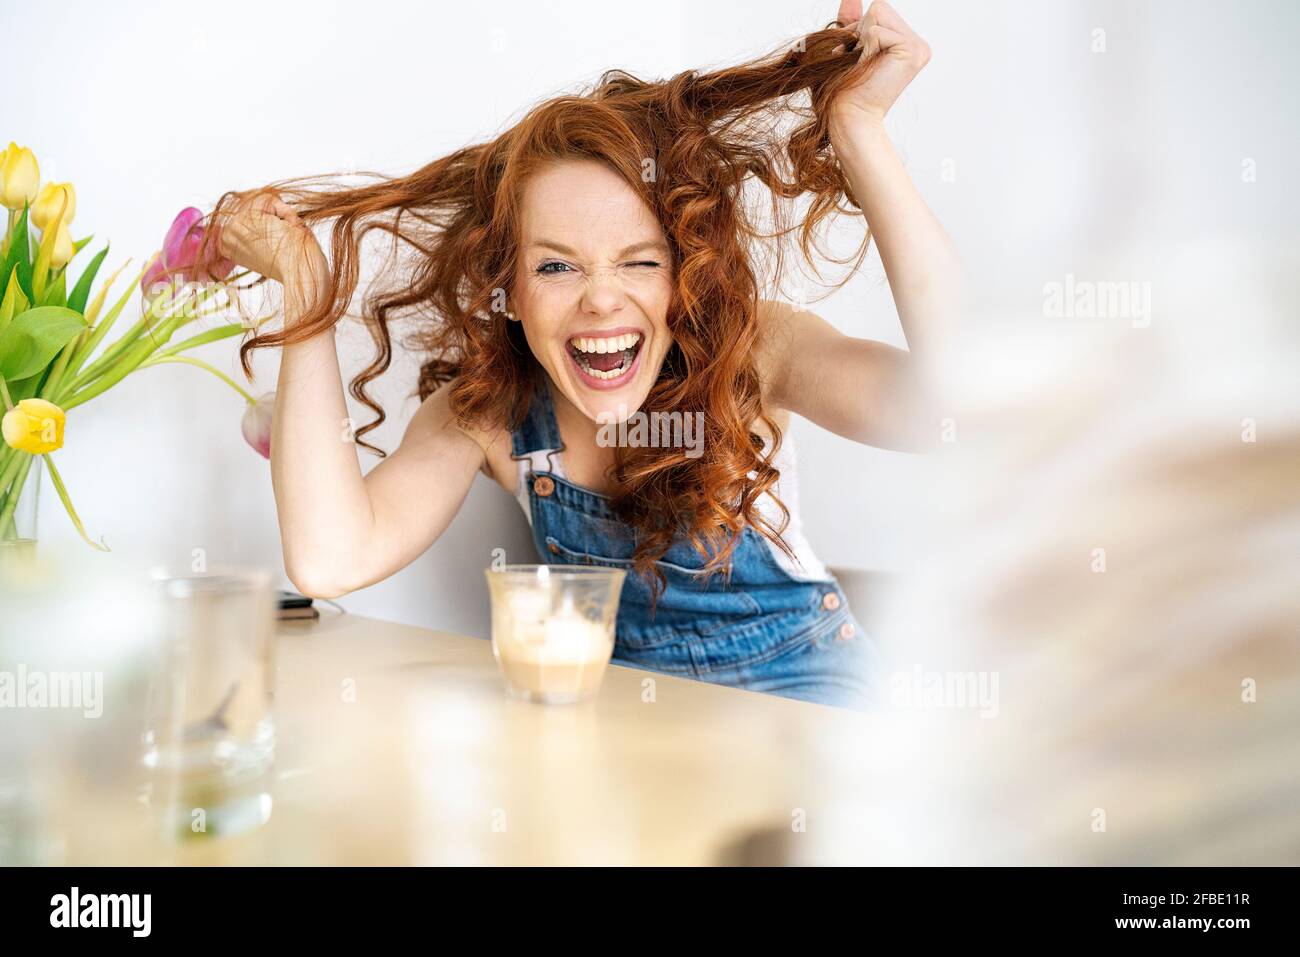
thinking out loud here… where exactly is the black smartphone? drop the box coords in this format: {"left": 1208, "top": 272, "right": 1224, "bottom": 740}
{"left": 277, "top": 590, "right": 315, "bottom": 609}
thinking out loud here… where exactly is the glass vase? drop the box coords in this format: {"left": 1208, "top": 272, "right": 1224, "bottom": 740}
{"left": 0, "top": 453, "right": 41, "bottom": 565}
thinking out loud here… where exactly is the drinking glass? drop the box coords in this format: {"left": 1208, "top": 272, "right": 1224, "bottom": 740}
{"left": 484, "top": 564, "right": 625, "bottom": 704}
{"left": 143, "top": 565, "right": 276, "bottom": 840}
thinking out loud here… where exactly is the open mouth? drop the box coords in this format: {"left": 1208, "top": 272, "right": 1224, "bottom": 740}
{"left": 566, "top": 331, "right": 644, "bottom": 387}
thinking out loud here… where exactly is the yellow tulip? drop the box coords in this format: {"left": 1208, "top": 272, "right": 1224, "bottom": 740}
{"left": 2, "top": 398, "right": 66, "bottom": 454}
{"left": 0, "top": 143, "right": 40, "bottom": 211}
{"left": 49, "top": 223, "right": 74, "bottom": 268}
{"left": 32, "top": 182, "right": 75, "bottom": 232}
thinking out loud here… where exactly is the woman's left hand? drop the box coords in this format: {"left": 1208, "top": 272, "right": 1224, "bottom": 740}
{"left": 828, "top": 1, "right": 930, "bottom": 140}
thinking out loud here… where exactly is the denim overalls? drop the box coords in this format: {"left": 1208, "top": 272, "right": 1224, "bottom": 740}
{"left": 511, "top": 379, "right": 880, "bottom": 710}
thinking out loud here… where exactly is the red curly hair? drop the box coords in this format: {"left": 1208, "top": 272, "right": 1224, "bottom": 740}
{"left": 202, "top": 21, "right": 873, "bottom": 589}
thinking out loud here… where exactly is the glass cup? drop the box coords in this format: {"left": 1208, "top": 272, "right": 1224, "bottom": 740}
{"left": 142, "top": 565, "right": 277, "bottom": 840}
{"left": 484, "top": 564, "right": 625, "bottom": 704}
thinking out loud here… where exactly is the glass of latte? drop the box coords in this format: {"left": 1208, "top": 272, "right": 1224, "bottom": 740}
{"left": 484, "top": 564, "right": 625, "bottom": 704}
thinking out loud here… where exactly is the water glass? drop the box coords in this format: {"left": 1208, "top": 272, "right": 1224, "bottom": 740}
{"left": 143, "top": 565, "right": 277, "bottom": 839}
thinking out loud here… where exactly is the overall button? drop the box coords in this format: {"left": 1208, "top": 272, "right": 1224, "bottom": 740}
{"left": 547, "top": 541, "right": 560, "bottom": 555}
{"left": 836, "top": 622, "right": 855, "bottom": 642}
{"left": 533, "top": 475, "right": 555, "bottom": 497}
{"left": 821, "top": 591, "right": 841, "bottom": 611}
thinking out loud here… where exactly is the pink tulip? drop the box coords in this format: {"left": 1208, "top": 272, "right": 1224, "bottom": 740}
{"left": 241, "top": 391, "right": 275, "bottom": 459}
{"left": 142, "top": 206, "right": 235, "bottom": 300}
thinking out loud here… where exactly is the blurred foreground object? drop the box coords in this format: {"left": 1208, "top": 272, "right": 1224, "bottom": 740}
{"left": 808, "top": 238, "right": 1300, "bottom": 864}
{"left": 1, "top": 549, "right": 279, "bottom": 861}
{"left": 0, "top": 548, "right": 163, "bottom": 863}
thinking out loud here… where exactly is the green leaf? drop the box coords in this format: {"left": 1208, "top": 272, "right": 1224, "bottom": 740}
{"left": 39, "top": 270, "right": 67, "bottom": 308}
{"left": 1, "top": 205, "right": 33, "bottom": 302}
{"left": 155, "top": 321, "right": 248, "bottom": 357}
{"left": 43, "top": 246, "right": 85, "bottom": 297}
{"left": 0, "top": 265, "right": 28, "bottom": 335}
{"left": 0, "top": 306, "right": 88, "bottom": 380}
{"left": 73, "top": 234, "right": 94, "bottom": 254}
{"left": 43, "top": 453, "right": 110, "bottom": 551}
{"left": 9, "top": 372, "right": 42, "bottom": 402}
{"left": 68, "top": 244, "right": 109, "bottom": 314}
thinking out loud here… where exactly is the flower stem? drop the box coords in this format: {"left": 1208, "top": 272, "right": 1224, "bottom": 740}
{"left": 153, "top": 321, "right": 251, "bottom": 360}
{"left": 69, "top": 280, "right": 223, "bottom": 393}
{"left": 58, "top": 311, "right": 191, "bottom": 411}
{"left": 0, "top": 447, "right": 24, "bottom": 494}
{"left": 39, "top": 342, "right": 77, "bottom": 403}
{"left": 65, "top": 259, "right": 140, "bottom": 376}
{"left": 0, "top": 453, "right": 33, "bottom": 541}
{"left": 136, "top": 354, "right": 256, "bottom": 404}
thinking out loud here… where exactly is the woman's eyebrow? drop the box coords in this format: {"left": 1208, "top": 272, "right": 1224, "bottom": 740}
{"left": 529, "top": 239, "right": 668, "bottom": 258}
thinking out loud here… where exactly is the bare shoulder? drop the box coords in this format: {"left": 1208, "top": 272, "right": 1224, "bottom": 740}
{"left": 405, "top": 378, "right": 516, "bottom": 492}
{"left": 752, "top": 297, "right": 927, "bottom": 451}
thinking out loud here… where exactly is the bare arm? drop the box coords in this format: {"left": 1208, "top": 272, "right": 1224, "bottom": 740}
{"left": 759, "top": 299, "right": 932, "bottom": 452}
{"left": 271, "top": 278, "right": 488, "bottom": 597}
{"left": 760, "top": 115, "right": 957, "bottom": 452}
{"left": 829, "top": 1, "right": 965, "bottom": 365}
{"left": 221, "top": 194, "right": 489, "bottom": 598}
{"left": 758, "top": 2, "right": 962, "bottom": 450}
{"left": 831, "top": 125, "right": 963, "bottom": 366}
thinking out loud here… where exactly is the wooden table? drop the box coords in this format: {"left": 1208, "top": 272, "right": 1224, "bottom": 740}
{"left": 167, "top": 611, "right": 873, "bottom": 866}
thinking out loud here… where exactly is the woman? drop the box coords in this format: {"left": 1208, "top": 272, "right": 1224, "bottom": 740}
{"left": 207, "top": 1, "right": 962, "bottom": 709}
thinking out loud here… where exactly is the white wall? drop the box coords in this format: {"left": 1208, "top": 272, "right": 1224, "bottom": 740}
{"left": 7, "top": 0, "right": 1295, "bottom": 635}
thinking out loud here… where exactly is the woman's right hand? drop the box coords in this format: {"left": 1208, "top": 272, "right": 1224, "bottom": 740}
{"left": 216, "top": 192, "right": 328, "bottom": 290}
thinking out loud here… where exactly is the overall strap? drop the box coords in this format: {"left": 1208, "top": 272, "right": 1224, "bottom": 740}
{"left": 510, "top": 376, "right": 564, "bottom": 461}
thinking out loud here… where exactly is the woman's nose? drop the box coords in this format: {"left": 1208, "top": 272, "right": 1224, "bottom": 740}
{"left": 579, "top": 268, "right": 630, "bottom": 313}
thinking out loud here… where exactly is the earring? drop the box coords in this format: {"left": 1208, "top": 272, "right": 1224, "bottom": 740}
{"left": 505, "top": 310, "right": 515, "bottom": 320}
